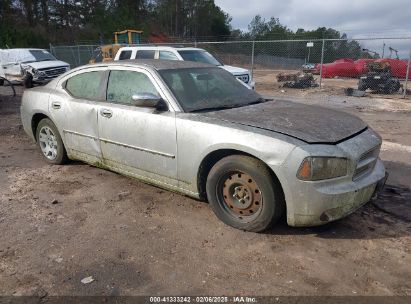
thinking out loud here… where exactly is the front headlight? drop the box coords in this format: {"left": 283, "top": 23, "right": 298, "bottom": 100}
{"left": 297, "top": 157, "right": 348, "bottom": 181}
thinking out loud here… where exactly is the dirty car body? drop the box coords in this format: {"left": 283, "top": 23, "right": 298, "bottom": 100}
{"left": 20, "top": 60, "right": 387, "bottom": 229}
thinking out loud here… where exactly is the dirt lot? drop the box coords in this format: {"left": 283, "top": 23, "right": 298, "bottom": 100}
{"left": 0, "top": 76, "right": 410, "bottom": 297}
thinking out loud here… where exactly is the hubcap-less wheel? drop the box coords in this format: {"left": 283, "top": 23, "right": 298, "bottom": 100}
{"left": 38, "top": 126, "right": 58, "bottom": 160}
{"left": 219, "top": 171, "right": 263, "bottom": 221}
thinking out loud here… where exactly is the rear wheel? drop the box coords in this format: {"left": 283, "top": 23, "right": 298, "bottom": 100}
{"left": 385, "top": 80, "right": 401, "bottom": 94}
{"left": 36, "top": 118, "right": 68, "bottom": 165}
{"left": 206, "top": 155, "right": 284, "bottom": 232}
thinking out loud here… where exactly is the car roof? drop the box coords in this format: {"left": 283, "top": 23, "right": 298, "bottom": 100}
{"left": 0, "top": 48, "right": 45, "bottom": 52}
{"left": 85, "top": 59, "right": 214, "bottom": 71}
{"left": 118, "top": 46, "right": 203, "bottom": 51}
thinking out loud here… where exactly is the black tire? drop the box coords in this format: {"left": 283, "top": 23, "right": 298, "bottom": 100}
{"left": 358, "top": 79, "right": 367, "bottom": 91}
{"left": 384, "top": 80, "right": 400, "bottom": 94}
{"left": 36, "top": 118, "right": 68, "bottom": 165}
{"left": 0, "top": 78, "right": 4, "bottom": 86}
{"left": 206, "top": 155, "right": 285, "bottom": 232}
{"left": 23, "top": 74, "right": 33, "bottom": 88}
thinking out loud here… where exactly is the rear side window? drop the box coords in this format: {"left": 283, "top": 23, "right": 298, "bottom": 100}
{"left": 65, "top": 71, "right": 103, "bottom": 100}
{"left": 106, "top": 70, "right": 158, "bottom": 104}
{"left": 159, "top": 51, "right": 178, "bottom": 60}
{"left": 136, "top": 50, "right": 155, "bottom": 59}
{"left": 118, "top": 50, "right": 132, "bottom": 60}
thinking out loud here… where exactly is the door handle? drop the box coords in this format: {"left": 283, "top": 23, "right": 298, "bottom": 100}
{"left": 51, "top": 102, "right": 61, "bottom": 109}
{"left": 100, "top": 108, "right": 113, "bottom": 118}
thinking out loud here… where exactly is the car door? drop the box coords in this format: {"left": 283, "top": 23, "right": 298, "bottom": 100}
{"left": 97, "top": 67, "right": 178, "bottom": 186}
{"left": 49, "top": 67, "right": 106, "bottom": 163}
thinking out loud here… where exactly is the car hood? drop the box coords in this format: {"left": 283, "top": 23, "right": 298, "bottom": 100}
{"left": 22, "top": 60, "right": 69, "bottom": 69}
{"left": 202, "top": 100, "right": 367, "bottom": 144}
{"left": 219, "top": 65, "right": 249, "bottom": 75}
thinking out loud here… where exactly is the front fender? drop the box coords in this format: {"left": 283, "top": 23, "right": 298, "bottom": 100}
{"left": 175, "top": 116, "right": 298, "bottom": 195}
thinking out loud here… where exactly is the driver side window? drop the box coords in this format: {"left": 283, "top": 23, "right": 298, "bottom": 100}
{"left": 106, "top": 70, "right": 158, "bottom": 105}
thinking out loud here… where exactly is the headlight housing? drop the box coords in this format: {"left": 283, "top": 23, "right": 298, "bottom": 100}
{"left": 297, "top": 157, "right": 348, "bottom": 181}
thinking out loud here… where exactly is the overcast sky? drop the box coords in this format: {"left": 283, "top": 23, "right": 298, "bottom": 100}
{"left": 215, "top": 0, "right": 411, "bottom": 58}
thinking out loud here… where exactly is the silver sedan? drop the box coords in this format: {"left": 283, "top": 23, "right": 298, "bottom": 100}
{"left": 20, "top": 60, "right": 387, "bottom": 232}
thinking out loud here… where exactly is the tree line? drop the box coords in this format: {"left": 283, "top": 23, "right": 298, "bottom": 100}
{"left": 0, "top": 2, "right": 372, "bottom": 62}
{"left": 0, "top": 0, "right": 231, "bottom": 47}
{"left": 232, "top": 15, "right": 375, "bottom": 62}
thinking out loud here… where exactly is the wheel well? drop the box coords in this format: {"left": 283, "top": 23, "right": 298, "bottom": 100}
{"left": 31, "top": 113, "right": 49, "bottom": 140}
{"left": 197, "top": 149, "right": 285, "bottom": 202}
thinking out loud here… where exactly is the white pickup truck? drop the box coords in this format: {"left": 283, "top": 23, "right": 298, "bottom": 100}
{"left": 114, "top": 46, "right": 255, "bottom": 89}
{"left": 0, "top": 48, "right": 70, "bottom": 88}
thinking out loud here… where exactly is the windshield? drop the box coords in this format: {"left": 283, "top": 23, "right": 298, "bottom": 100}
{"left": 178, "top": 50, "right": 222, "bottom": 66}
{"left": 27, "top": 50, "right": 56, "bottom": 62}
{"left": 159, "top": 67, "right": 263, "bottom": 112}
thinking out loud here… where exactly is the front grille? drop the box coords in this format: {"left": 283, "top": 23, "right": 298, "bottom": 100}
{"left": 353, "top": 145, "right": 380, "bottom": 181}
{"left": 38, "top": 66, "right": 68, "bottom": 78}
{"left": 236, "top": 74, "right": 249, "bottom": 84}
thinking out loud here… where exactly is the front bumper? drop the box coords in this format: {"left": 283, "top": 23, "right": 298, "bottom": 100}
{"left": 275, "top": 128, "right": 387, "bottom": 227}
{"left": 287, "top": 159, "right": 386, "bottom": 227}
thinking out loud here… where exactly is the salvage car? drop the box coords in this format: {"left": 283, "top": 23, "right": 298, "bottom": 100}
{"left": 20, "top": 60, "right": 387, "bottom": 232}
{"left": 0, "top": 48, "right": 70, "bottom": 88}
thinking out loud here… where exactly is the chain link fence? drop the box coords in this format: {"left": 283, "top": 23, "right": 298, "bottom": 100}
{"left": 50, "top": 38, "right": 411, "bottom": 99}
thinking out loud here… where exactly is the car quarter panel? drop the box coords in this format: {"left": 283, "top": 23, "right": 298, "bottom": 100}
{"left": 20, "top": 87, "right": 52, "bottom": 141}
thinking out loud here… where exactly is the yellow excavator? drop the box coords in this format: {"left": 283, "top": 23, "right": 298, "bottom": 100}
{"left": 89, "top": 29, "right": 143, "bottom": 64}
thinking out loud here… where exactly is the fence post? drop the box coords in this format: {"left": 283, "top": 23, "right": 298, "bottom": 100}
{"left": 49, "top": 43, "right": 53, "bottom": 54}
{"left": 77, "top": 45, "right": 81, "bottom": 66}
{"left": 403, "top": 51, "right": 411, "bottom": 99}
{"left": 319, "top": 39, "right": 325, "bottom": 89}
{"left": 251, "top": 41, "right": 255, "bottom": 81}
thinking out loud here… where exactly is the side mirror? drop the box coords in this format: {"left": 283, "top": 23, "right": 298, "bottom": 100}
{"left": 131, "top": 93, "right": 161, "bottom": 108}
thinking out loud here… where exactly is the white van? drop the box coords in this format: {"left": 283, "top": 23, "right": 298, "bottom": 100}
{"left": 114, "top": 46, "right": 255, "bottom": 89}
{"left": 0, "top": 48, "right": 70, "bottom": 88}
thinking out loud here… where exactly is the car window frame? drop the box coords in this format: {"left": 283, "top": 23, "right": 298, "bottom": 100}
{"left": 105, "top": 69, "right": 160, "bottom": 106}
{"left": 103, "top": 66, "right": 176, "bottom": 111}
{"left": 61, "top": 67, "right": 108, "bottom": 101}
{"left": 57, "top": 64, "right": 182, "bottom": 112}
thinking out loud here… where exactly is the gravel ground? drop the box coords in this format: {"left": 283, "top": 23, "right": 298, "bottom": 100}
{"left": 0, "top": 81, "right": 410, "bottom": 297}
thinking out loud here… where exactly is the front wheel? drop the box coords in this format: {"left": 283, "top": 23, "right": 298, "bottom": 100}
{"left": 36, "top": 118, "right": 68, "bottom": 165}
{"left": 23, "top": 74, "right": 33, "bottom": 88}
{"left": 206, "top": 155, "right": 285, "bottom": 232}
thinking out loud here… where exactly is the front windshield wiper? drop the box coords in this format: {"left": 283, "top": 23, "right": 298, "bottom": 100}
{"left": 190, "top": 98, "right": 267, "bottom": 113}
{"left": 189, "top": 105, "right": 234, "bottom": 113}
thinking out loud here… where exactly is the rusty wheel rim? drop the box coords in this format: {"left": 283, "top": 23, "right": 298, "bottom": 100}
{"left": 218, "top": 171, "right": 263, "bottom": 221}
